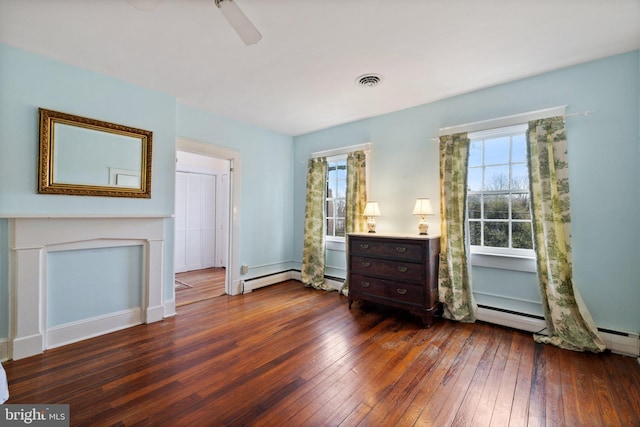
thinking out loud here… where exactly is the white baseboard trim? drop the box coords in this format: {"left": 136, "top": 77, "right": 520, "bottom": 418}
{"left": 599, "top": 330, "right": 640, "bottom": 358}
{"left": 477, "top": 306, "right": 640, "bottom": 357}
{"left": 47, "top": 308, "right": 143, "bottom": 350}
{"left": 243, "top": 271, "right": 297, "bottom": 293}
{"left": 164, "top": 299, "right": 177, "bottom": 318}
{"left": 12, "top": 333, "right": 44, "bottom": 361}
{"left": 477, "top": 306, "right": 546, "bottom": 334}
{"left": 288, "top": 271, "right": 344, "bottom": 291}
{"left": 242, "top": 270, "right": 344, "bottom": 293}
{"left": 146, "top": 305, "right": 165, "bottom": 323}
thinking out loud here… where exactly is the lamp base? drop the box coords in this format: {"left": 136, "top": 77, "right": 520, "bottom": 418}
{"left": 367, "top": 218, "right": 377, "bottom": 233}
{"left": 418, "top": 218, "right": 428, "bottom": 235}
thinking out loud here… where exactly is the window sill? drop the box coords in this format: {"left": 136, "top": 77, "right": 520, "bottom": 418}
{"left": 470, "top": 252, "right": 536, "bottom": 273}
{"left": 326, "top": 239, "right": 346, "bottom": 252}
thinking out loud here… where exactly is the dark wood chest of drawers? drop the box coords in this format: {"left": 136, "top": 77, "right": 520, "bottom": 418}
{"left": 347, "top": 233, "right": 441, "bottom": 327}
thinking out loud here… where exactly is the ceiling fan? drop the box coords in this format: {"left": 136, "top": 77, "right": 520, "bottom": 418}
{"left": 126, "top": 0, "right": 262, "bottom": 45}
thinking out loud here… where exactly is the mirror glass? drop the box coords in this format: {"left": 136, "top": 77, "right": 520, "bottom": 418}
{"left": 39, "top": 108, "right": 152, "bottom": 198}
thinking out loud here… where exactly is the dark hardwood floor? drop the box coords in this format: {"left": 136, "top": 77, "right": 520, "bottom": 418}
{"left": 4, "top": 280, "right": 640, "bottom": 426}
{"left": 175, "top": 267, "right": 226, "bottom": 307}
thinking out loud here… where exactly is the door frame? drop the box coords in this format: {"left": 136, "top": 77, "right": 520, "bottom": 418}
{"left": 176, "top": 137, "right": 242, "bottom": 296}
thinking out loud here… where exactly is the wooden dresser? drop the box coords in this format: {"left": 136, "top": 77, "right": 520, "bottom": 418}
{"left": 347, "top": 233, "right": 441, "bottom": 327}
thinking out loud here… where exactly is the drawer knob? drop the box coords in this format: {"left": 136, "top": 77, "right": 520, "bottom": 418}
{"left": 397, "top": 266, "right": 408, "bottom": 273}
{"left": 395, "top": 246, "right": 407, "bottom": 253}
{"left": 361, "top": 261, "right": 371, "bottom": 267}
{"left": 359, "top": 243, "right": 370, "bottom": 249}
{"left": 396, "top": 288, "right": 408, "bottom": 295}
{"left": 361, "top": 282, "right": 370, "bottom": 288}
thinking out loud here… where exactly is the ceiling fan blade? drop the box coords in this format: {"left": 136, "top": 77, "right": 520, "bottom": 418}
{"left": 215, "top": 0, "right": 262, "bottom": 45}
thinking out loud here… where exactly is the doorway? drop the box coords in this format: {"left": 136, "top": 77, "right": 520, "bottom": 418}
{"left": 174, "top": 137, "right": 242, "bottom": 303}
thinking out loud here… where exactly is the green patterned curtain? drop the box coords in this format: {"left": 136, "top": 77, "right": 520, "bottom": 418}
{"left": 438, "top": 133, "right": 477, "bottom": 322}
{"left": 527, "top": 117, "right": 605, "bottom": 352}
{"left": 301, "top": 157, "right": 332, "bottom": 290}
{"left": 341, "top": 150, "right": 367, "bottom": 296}
{"left": 345, "top": 151, "right": 368, "bottom": 234}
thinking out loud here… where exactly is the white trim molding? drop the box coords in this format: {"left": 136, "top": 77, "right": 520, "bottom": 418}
{"left": 439, "top": 106, "right": 567, "bottom": 136}
{"left": 176, "top": 137, "right": 241, "bottom": 296}
{"left": 9, "top": 217, "right": 167, "bottom": 360}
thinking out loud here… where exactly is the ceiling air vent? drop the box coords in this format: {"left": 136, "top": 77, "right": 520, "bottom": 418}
{"left": 355, "top": 73, "right": 383, "bottom": 88}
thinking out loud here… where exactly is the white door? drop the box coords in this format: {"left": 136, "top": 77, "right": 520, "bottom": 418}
{"left": 175, "top": 171, "right": 216, "bottom": 273}
{"left": 216, "top": 173, "right": 229, "bottom": 267}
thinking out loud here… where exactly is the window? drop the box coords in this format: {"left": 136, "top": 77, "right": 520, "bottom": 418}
{"left": 326, "top": 157, "right": 347, "bottom": 240}
{"left": 467, "top": 124, "right": 534, "bottom": 257}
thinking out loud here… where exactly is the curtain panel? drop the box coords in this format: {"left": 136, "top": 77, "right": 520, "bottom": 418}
{"left": 301, "top": 157, "right": 332, "bottom": 290}
{"left": 438, "top": 133, "right": 477, "bottom": 322}
{"left": 527, "top": 117, "right": 605, "bottom": 352}
{"left": 345, "top": 150, "right": 368, "bottom": 234}
{"left": 342, "top": 150, "right": 367, "bottom": 296}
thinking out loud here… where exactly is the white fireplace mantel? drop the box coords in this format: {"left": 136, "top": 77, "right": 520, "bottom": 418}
{"left": 9, "top": 216, "right": 167, "bottom": 360}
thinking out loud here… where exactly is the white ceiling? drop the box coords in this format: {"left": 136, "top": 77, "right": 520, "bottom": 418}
{"left": 1, "top": 0, "right": 639, "bottom": 136}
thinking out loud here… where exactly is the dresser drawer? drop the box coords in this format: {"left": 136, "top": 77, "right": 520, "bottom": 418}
{"left": 349, "top": 237, "right": 424, "bottom": 262}
{"left": 351, "top": 255, "right": 423, "bottom": 283}
{"left": 350, "top": 274, "right": 424, "bottom": 305}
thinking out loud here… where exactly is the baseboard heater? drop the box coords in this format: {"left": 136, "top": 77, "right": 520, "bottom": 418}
{"left": 477, "top": 305, "right": 639, "bottom": 357}
{"left": 241, "top": 270, "right": 345, "bottom": 293}
{"left": 241, "top": 275, "right": 639, "bottom": 357}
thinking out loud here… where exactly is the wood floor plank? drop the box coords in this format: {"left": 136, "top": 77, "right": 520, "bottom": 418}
{"left": 507, "top": 332, "right": 535, "bottom": 426}
{"left": 3, "top": 280, "right": 639, "bottom": 426}
{"left": 489, "top": 330, "right": 526, "bottom": 427}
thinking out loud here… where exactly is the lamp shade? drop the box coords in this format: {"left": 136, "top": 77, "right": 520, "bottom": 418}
{"left": 363, "top": 201, "right": 381, "bottom": 217}
{"left": 412, "top": 198, "right": 434, "bottom": 215}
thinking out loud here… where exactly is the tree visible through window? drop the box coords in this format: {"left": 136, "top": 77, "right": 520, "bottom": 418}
{"left": 326, "top": 158, "right": 347, "bottom": 239}
{"left": 467, "top": 125, "right": 533, "bottom": 253}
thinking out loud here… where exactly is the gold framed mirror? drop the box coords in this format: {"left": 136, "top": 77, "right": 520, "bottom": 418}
{"left": 38, "top": 108, "right": 152, "bottom": 198}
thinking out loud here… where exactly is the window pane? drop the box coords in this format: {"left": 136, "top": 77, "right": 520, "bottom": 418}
{"left": 469, "top": 141, "right": 483, "bottom": 166}
{"left": 484, "top": 137, "right": 510, "bottom": 165}
{"left": 468, "top": 194, "right": 481, "bottom": 219}
{"left": 469, "top": 221, "right": 481, "bottom": 245}
{"left": 327, "top": 165, "right": 337, "bottom": 182}
{"left": 335, "top": 219, "right": 345, "bottom": 237}
{"left": 484, "top": 222, "right": 508, "bottom": 247}
{"left": 512, "top": 222, "right": 533, "bottom": 249}
{"left": 484, "top": 165, "right": 509, "bottom": 190}
{"left": 336, "top": 199, "right": 346, "bottom": 217}
{"left": 511, "top": 163, "right": 529, "bottom": 190}
{"left": 484, "top": 195, "right": 509, "bottom": 219}
{"left": 326, "top": 218, "right": 334, "bottom": 236}
{"left": 467, "top": 168, "right": 483, "bottom": 192}
{"left": 512, "top": 134, "right": 527, "bottom": 162}
{"left": 511, "top": 193, "right": 531, "bottom": 220}
{"left": 336, "top": 180, "right": 346, "bottom": 198}
{"left": 336, "top": 164, "right": 347, "bottom": 179}
{"left": 326, "top": 200, "right": 334, "bottom": 217}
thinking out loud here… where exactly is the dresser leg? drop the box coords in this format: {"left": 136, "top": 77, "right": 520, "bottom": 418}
{"left": 348, "top": 298, "right": 353, "bottom": 309}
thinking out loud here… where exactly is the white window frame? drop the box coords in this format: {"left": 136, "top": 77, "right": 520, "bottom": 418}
{"left": 467, "top": 124, "right": 535, "bottom": 260}
{"left": 325, "top": 155, "right": 348, "bottom": 243}
{"left": 439, "top": 106, "right": 567, "bottom": 271}
{"left": 311, "top": 143, "right": 371, "bottom": 252}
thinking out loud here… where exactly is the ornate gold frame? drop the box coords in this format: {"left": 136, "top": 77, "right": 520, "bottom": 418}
{"left": 38, "top": 108, "right": 153, "bottom": 198}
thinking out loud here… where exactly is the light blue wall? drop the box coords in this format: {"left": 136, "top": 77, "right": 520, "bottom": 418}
{"left": 0, "top": 219, "right": 7, "bottom": 338}
{"left": 293, "top": 51, "right": 640, "bottom": 334}
{"left": 47, "top": 246, "right": 143, "bottom": 327}
{"left": 176, "top": 104, "right": 295, "bottom": 279}
{"left": 0, "top": 44, "right": 176, "bottom": 340}
{"left": 0, "top": 44, "right": 176, "bottom": 217}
